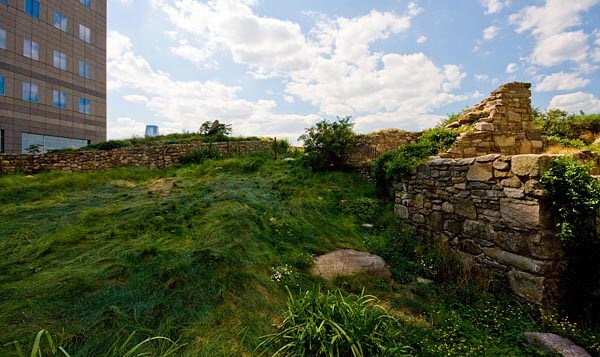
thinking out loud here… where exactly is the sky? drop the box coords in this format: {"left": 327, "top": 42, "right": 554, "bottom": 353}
{"left": 107, "top": 0, "right": 600, "bottom": 143}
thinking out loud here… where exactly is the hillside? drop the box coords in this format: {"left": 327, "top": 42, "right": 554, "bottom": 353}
{"left": 0, "top": 152, "right": 596, "bottom": 356}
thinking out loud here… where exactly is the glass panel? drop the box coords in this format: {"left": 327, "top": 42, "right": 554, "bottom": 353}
{"left": 0, "top": 29, "right": 6, "bottom": 49}
{"left": 31, "top": 84, "right": 38, "bottom": 102}
{"left": 0, "top": 76, "right": 4, "bottom": 96}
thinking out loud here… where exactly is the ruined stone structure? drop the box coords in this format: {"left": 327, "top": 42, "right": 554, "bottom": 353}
{"left": 394, "top": 154, "right": 562, "bottom": 304}
{"left": 352, "top": 129, "right": 420, "bottom": 163}
{"left": 443, "top": 82, "right": 545, "bottom": 158}
{"left": 0, "top": 140, "right": 273, "bottom": 175}
{"left": 391, "top": 82, "right": 594, "bottom": 305}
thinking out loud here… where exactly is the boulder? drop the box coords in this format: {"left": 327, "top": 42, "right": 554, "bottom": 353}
{"left": 311, "top": 249, "right": 391, "bottom": 279}
{"left": 524, "top": 332, "right": 591, "bottom": 357}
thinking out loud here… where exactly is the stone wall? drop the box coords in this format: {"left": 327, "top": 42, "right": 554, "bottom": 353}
{"left": 0, "top": 140, "right": 273, "bottom": 175}
{"left": 443, "top": 82, "right": 545, "bottom": 158}
{"left": 352, "top": 129, "right": 421, "bottom": 163}
{"left": 394, "top": 153, "right": 565, "bottom": 305}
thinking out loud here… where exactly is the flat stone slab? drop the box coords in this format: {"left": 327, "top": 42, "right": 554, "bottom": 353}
{"left": 311, "top": 249, "right": 391, "bottom": 279}
{"left": 524, "top": 332, "right": 591, "bottom": 357}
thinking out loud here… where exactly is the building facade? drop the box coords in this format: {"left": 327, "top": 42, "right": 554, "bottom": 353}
{"left": 0, "top": 0, "right": 106, "bottom": 153}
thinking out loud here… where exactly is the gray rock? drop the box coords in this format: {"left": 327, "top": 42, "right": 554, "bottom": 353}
{"left": 311, "top": 249, "right": 391, "bottom": 279}
{"left": 524, "top": 332, "right": 591, "bottom": 357}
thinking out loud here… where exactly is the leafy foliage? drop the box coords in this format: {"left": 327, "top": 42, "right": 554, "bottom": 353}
{"left": 178, "top": 147, "right": 221, "bottom": 165}
{"left": 86, "top": 140, "right": 128, "bottom": 151}
{"left": 541, "top": 156, "right": 600, "bottom": 321}
{"left": 198, "top": 120, "right": 232, "bottom": 137}
{"left": 374, "top": 127, "right": 458, "bottom": 189}
{"left": 259, "top": 288, "right": 409, "bottom": 357}
{"left": 534, "top": 108, "right": 600, "bottom": 143}
{"left": 298, "top": 116, "right": 360, "bottom": 171}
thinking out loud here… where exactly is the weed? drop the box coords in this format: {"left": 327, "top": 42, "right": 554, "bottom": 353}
{"left": 258, "top": 288, "right": 411, "bottom": 356}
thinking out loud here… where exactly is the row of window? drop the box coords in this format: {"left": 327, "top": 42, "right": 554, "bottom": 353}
{"left": 21, "top": 0, "right": 93, "bottom": 42}
{"left": 52, "top": 13, "right": 92, "bottom": 43}
{"left": 22, "top": 132, "right": 90, "bottom": 154}
{"left": 0, "top": 76, "right": 92, "bottom": 114}
{"left": 0, "top": 30, "right": 93, "bottom": 79}
{"left": 22, "top": 0, "right": 92, "bottom": 17}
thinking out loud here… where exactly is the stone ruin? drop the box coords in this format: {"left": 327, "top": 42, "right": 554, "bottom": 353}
{"left": 391, "top": 82, "right": 599, "bottom": 306}
{"left": 443, "top": 82, "right": 546, "bottom": 158}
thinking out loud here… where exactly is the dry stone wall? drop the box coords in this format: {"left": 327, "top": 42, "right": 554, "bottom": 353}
{"left": 352, "top": 129, "right": 420, "bottom": 163}
{"left": 443, "top": 82, "right": 545, "bottom": 158}
{"left": 0, "top": 140, "right": 273, "bottom": 175}
{"left": 394, "top": 153, "right": 564, "bottom": 305}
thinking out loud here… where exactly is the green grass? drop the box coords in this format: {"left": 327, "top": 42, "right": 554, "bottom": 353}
{"left": 0, "top": 153, "right": 595, "bottom": 356}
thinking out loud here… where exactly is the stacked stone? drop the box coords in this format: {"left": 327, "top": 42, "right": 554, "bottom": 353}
{"left": 443, "top": 82, "right": 545, "bottom": 158}
{"left": 352, "top": 129, "right": 421, "bottom": 163}
{"left": 0, "top": 140, "right": 273, "bottom": 175}
{"left": 394, "top": 153, "right": 564, "bottom": 305}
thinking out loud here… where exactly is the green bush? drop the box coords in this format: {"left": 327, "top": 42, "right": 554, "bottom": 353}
{"left": 86, "top": 140, "right": 128, "bottom": 150}
{"left": 374, "top": 127, "right": 458, "bottom": 189}
{"left": 534, "top": 108, "right": 600, "bottom": 143}
{"left": 541, "top": 156, "right": 600, "bottom": 321}
{"left": 298, "top": 117, "right": 359, "bottom": 171}
{"left": 259, "top": 288, "right": 409, "bottom": 356}
{"left": 178, "top": 147, "right": 221, "bottom": 165}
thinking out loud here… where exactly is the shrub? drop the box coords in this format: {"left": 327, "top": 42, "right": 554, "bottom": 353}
{"left": 178, "top": 147, "right": 221, "bottom": 165}
{"left": 86, "top": 140, "right": 128, "bottom": 150}
{"left": 374, "top": 127, "right": 458, "bottom": 190}
{"left": 298, "top": 117, "right": 359, "bottom": 171}
{"left": 198, "top": 120, "right": 232, "bottom": 137}
{"left": 541, "top": 156, "right": 600, "bottom": 321}
{"left": 259, "top": 288, "right": 409, "bottom": 356}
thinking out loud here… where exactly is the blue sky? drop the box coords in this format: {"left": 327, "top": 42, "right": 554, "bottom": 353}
{"left": 107, "top": 0, "right": 600, "bottom": 142}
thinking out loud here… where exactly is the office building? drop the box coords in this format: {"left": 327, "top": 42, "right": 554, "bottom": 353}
{"left": 0, "top": 0, "right": 106, "bottom": 153}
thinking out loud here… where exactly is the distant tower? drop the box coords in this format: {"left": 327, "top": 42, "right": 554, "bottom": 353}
{"left": 145, "top": 125, "right": 159, "bottom": 137}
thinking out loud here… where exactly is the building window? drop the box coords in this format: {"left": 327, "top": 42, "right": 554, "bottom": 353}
{"left": 0, "top": 0, "right": 7, "bottom": 4}
{"left": 0, "top": 76, "right": 4, "bottom": 96}
{"left": 22, "top": 133, "right": 88, "bottom": 153}
{"left": 52, "top": 90, "right": 67, "bottom": 109}
{"left": 79, "top": 24, "right": 91, "bottom": 43}
{"left": 0, "top": 29, "right": 6, "bottom": 49}
{"left": 54, "top": 12, "right": 67, "bottom": 32}
{"left": 23, "top": 38, "right": 40, "bottom": 60}
{"left": 53, "top": 50, "right": 67, "bottom": 70}
{"left": 79, "top": 60, "right": 91, "bottom": 78}
{"left": 24, "top": 0, "right": 40, "bottom": 18}
{"left": 79, "top": 97, "right": 91, "bottom": 114}
{"left": 80, "top": 0, "right": 91, "bottom": 8}
{"left": 23, "top": 82, "right": 39, "bottom": 103}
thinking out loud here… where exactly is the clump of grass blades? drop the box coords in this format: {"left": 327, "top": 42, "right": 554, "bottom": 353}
{"left": 258, "top": 288, "right": 411, "bottom": 357}
{"left": 4, "top": 329, "right": 183, "bottom": 357}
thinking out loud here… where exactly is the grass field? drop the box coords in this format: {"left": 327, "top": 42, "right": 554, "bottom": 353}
{"left": 0, "top": 152, "right": 593, "bottom": 356}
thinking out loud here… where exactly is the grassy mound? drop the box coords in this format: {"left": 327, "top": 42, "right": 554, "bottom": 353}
{"left": 1, "top": 152, "right": 596, "bottom": 356}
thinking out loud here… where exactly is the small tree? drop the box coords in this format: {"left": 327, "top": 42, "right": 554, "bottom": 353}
{"left": 199, "top": 120, "right": 232, "bottom": 137}
{"left": 298, "top": 116, "right": 359, "bottom": 171}
{"left": 26, "top": 144, "right": 42, "bottom": 154}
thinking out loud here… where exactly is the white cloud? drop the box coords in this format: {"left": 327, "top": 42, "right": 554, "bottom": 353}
{"left": 170, "top": 40, "right": 215, "bottom": 67}
{"left": 475, "top": 74, "right": 489, "bottom": 81}
{"left": 107, "top": 31, "right": 320, "bottom": 142}
{"left": 593, "top": 47, "right": 600, "bottom": 62}
{"left": 482, "top": 25, "right": 499, "bottom": 40}
{"left": 481, "top": 0, "right": 509, "bottom": 15}
{"left": 531, "top": 31, "right": 589, "bottom": 66}
{"left": 535, "top": 72, "right": 590, "bottom": 91}
{"left": 150, "top": 0, "right": 468, "bottom": 133}
{"left": 505, "top": 63, "right": 518, "bottom": 73}
{"left": 109, "top": 117, "right": 148, "bottom": 139}
{"left": 548, "top": 92, "right": 600, "bottom": 113}
{"left": 122, "top": 94, "right": 149, "bottom": 103}
{"left": 407, "top": 2, "right": 423, "bottom": 16}
{"left": 416, "top": 35, "right": 427, "bottom": 44}
{"left": 509, "top": 0, "right": 599, "bottom": 67}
